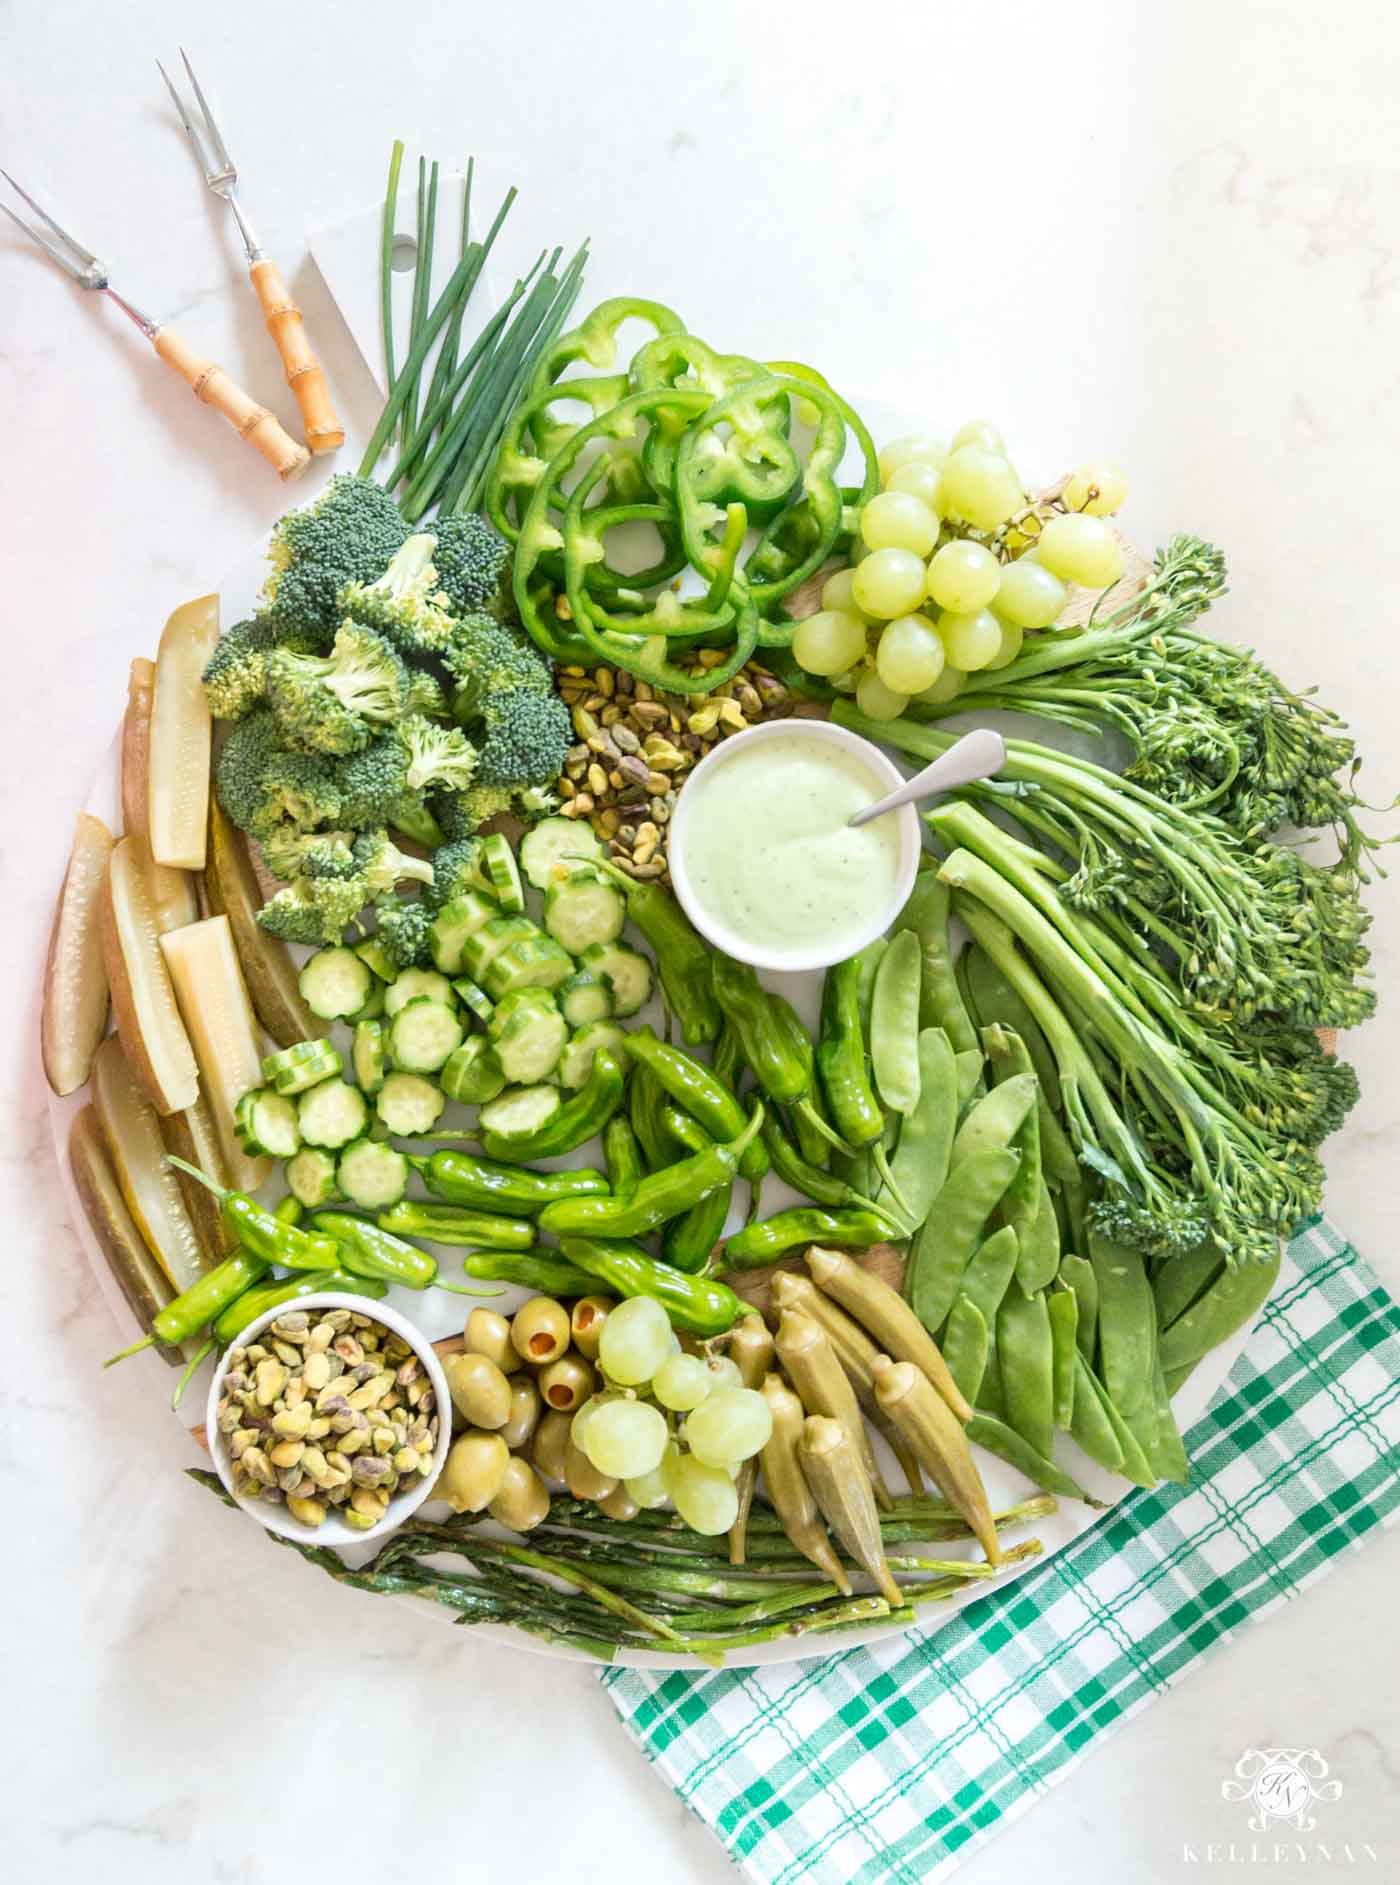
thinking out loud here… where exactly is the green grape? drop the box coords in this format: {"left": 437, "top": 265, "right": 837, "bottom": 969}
{"left": 625, "top": 1442, "right": 679, "bottom": 1509}
{"left": 950, "top": 419, "right": 1006, "bottom": 454}
{"left": 887, "top": 460, "right": 943, "bottom": 512}
{"left": 985, "top": 621, "right": 1024, "bottom": 669}
{"left": 828, "top": 668, "right": 861, "bottom": 695}
{"left": 860, "top": 491, "right": 938, "bottom": 559}
{"left": 582, "top": 1398, "right": 668, "bottom": 1479}
{"left": 569, "top": 1391, "right": 620, "bottom": 1454}
{"left": 1063, "top": 460, "right": 1128, "bottom": 516}
{"left": 820, "top": 568, "right": 876, "bottom": 621}
{"left": 878, "top": 433, "right": 946, "bottom": 485}
{"left": 939, "top": 608, "right": 1003, "bottom": 672}
{"left": 993, "top": 555, "right": 1066, "bottom": 629}
{"left": 925, "top": 539, "right": 1001, "bottom": 613}
{"left": 654, "top": 1353, "right": 713, "bottom": 1413}
{"left": 1037, "top": 512, "right": 1124, "bottom": 588}
{"left": 876, "top": 614, "right": 945, "bottom": 694}
{"left": 852, "top": 548, "right": 927, "bottom": 620}
{"left": 685, "top": 1387, "right": 773, "bottom": 1467}
{"left": 669, "top": 1453, "right": 740, "bottom": 1536}
{"left": 705, "top": 1356, "right": 743, "bottom": 1391}
{"left": 917, "top": 665, "right": 966, "bottom": 704}
{"left": 792, "top": 608, "right": 868, "bottom": 677}
{"left": 598, "top": 1295, "right": 673, "bottom": 1387}
{"left": 855, "top": 669, "right": 910, "bottom": 721}
{"left": 938, "top": 447, "right": 1023, "bottom": 532}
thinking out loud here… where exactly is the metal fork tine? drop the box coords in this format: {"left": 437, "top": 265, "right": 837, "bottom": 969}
{"left": 155, "top": 58, "right": 206, "bottom": 162}
{"left": 0, "top": 166, "right": 100, "bottom": 266}
{"left": 179, "top": 48, "right": 233, "bottom": 173}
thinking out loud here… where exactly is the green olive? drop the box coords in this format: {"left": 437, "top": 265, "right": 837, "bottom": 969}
{"left": 438, "top": 1430, "right": 510, "bottom": 1514}
{"left": 465, "top": 1307, "right": 522, "bottom": 1375}
{"left": 531, "top": 1408, "right": 574, "bottom": 1486}
{"left": 443, "top": 1352, "right": 513, "bottom": 1430}
{"left": 499, "top": 1374, "right": 543, "bottom": 1451}
{"left": 564, "top": 1437, "right": 617, "bottom": 1503}
{"left": 569, "top": 1294, "right": 617, "bottom": 1361}
{"left": 597, "top": 1483, "right": 640, "bottom": 1522}
{"left": 487, "top": 1455, "right": 550, "bottom": 1532}
{"left": 510, "top": 1296, "right": 571, "bottom": 1367}
{"left": 537, "top": 1351, "right": 597, "bottom": 1415}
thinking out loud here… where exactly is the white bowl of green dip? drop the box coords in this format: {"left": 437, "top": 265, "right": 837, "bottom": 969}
{"left": 668, "top": 719, "right": 921, "bottom": 973}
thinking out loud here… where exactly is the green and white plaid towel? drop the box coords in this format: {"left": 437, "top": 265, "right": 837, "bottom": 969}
{"left": 600, "top": 1215, "right": 1400, "bottom": 1885}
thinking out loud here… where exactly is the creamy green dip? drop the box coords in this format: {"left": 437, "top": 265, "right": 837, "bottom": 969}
{"left": 680, "top": 731, "right": 900, "bottom": 957}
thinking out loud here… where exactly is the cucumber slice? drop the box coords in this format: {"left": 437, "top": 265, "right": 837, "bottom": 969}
{"left": 375, "top": 1071, "right": 446, "bottom": 1134}
{"left": 485, "top": 935, "right": 574, "bottom": 1000}
{"left": 429, "top": 890, "right": 499, "bottom": 974}
{"left": 388, "top": 999, "right": 465, "bottom": 1073}
{"left": 285, "top": 1145, "right": 339, "bottom": 1209}
{"left": 353, "top": 979, "right": 387, "bottom": 1022}
{"left": 355, "top": 938, "right": 398, "bottom": 983}
{"left": 520, "top": 816, "right": 605, "bottom": 891}
{"left": 452, "top": 977, "right": 495, "bottom": 1025}
{"left": 462, "top": 915, "right": 537, "bottom": 983}
{"left": 478, "top": 1084, "right": 561, "bottom": 1142}
{"left": 337, "top": 1139, "right": 409, "bottom": 1210}
{"left": 261, "top": 1038, "right": 344, "bottom": 1096}
{"left": 299, "top": 947, "right": 372, "bottom": 1021}
{"left": 478, "top": 832, "right": 525, "bottom": 913}
{"left": 234, "top": 1087, "right": 301, "bottom": 1159}
{"left": 385, "top": 966, "right": 456, "bottom": 1018}
{"left": 352, "top": 1019, "right": 388, "bottom": 1094}
{"left": 297, "top": 1079, "right": 369, "bottom": 1149}
{"left": 557, "top": 1020, "right": 628, "bottom": 1090}
{"left": 557, "top": 968, "right": 614, "bottom": 1028}
{"left": 439, "top": 1037, "right": 507, "bottom": 1105}
{"left": 577, "top": 940, "right": 653, "bottom": 1017}
{"left": 489, "top": 989, "right": 568, "bottom": 1084}
{"left": 544, "top": 869, "right": 625, "bottom": 955}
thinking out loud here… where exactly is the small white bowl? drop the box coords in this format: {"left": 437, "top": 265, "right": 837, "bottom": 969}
{"left": 667, "top": 718, "right": 921, "bottom": 973}
{"left": 206, "top": 1293, "right": 451, "bottom": 1549}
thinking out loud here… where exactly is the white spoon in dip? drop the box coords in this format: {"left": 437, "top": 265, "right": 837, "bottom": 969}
{"left": 846, "top": 726, "right": 1006, "bottom": 828}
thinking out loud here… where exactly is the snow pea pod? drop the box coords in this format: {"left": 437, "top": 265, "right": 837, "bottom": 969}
{"left": 1058, "top": 1254, "right": 1099, "bottom": 1362}
{"left": 853, "top": 937, "right": 888, "bottom": 1046}
{"left": 404, "top": 1149, "right": 608, "bottom": 1215}
{"left": 949, "top": 1073, "right": 1037, "bottom": 1170}
{"left": 982, "top": 1025, "right": 1045, "bottom": 1273}
{"left": 540, "top": 1107, "right": 763, "bottom": 1242}
{"left": 1068, "top": 1352, "right": 1126, "bottom": 1475}
{"left": 480, "top": 1048, "right": 625, "bottom": 1163}
{"left": 1157, "top": 1248, "right": 1282, "bottom": 1373}
{"left": 1080, "top": 1360, "right": 1157, "bottom": 1488}
{"left": 941, "top": 1293, "right": 990, "bottom": 1406}
{"left": 1088, "top": 1233, "right": 1157, "bottom": 1424}
{"left": 954, "top": 1049, "right": 985, "bottom": 1110}
{"left": 883, "top": 1028, "right": 958, "bottom": 1235}
{"left": 624, "top": 1026, "right": 769, "bottom": 1180}
{"left": 964, "top": 1411, "right": 1103, "bottom": 1506}
{"left": 869, "top": 930, "right": 923, "bottom": 1114}
{"left": 1152, "top": 1242, "right": 1229, "bottom": 1335}
{"left": 959, "top": 1224, "right": 1020, "bottom": 1329}
{"left": 1017, "top": 1180, "right": 1061, "bottom": 1296}
{"left": 997, "top": 1288, "right": 1055, "bottom": 1459}
{"left": 722, "top": 1206, "right": 892, "bottom": 1272}
{"left": 1138, "top": 1355, "right": 1189, "bottom": 1484}
{"left": 893, "top": 869, "right": 979, "bottom": 1056}
{"left": 968, "top": 952, "right": 1079, "bottom": 1185}
{"left": 1048, "top": 1287, "right": 1078, "bottom": 1429}
{"left": 905, "top": 1148, "right": 1021, "bottom": 1336}
{"left": 559, "top": 1236, "right": 746, "bottom": 1336}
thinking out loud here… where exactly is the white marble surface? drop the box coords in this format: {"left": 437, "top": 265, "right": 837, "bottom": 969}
{"left": 3, "top": 2, "right": 1398, "bottom": 1879}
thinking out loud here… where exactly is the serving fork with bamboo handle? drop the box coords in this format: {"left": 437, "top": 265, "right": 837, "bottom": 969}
{"left": 158, "top": 50, "right": 343, "bottom": 456}
{"left": 0, "top": 168, "right": 310, "bottom": 481}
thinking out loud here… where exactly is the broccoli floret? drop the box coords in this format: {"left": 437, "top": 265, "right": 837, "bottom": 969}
{"left": 430, "top": 512, "right": 513, "bottom": 621}
{"left": 213, "top": 708, "right": 284, "bottom": 832}
{"left": 425, "top": 836, "right": 485, "bottom": 910}
{"left": 394, "top": 714, "right": 479, "bottom": 796}
{"left": 443, "top": 615, "right": 551, "bottom": 724}
{"left": 518, "top": 783, "right": 560, "bottom": 818}
{"left": 213, "top": 711, "right": 343, "bottom": 841}
{"left": 264, "top": 622, "right": 411, "bottom": 757}
{"left": 338, "top": 534, "right": 455, "bottom": 654}
{"left": 476, "top": 689, "right": 571, "bottom": 789}
{"left": 431, "top": 790, "right": 477, "bottom": 843}
{"left": 458, "top": 782, "right": 516, "bottom": 826}
{"left": 262, "top": 475, "right": 408, "bottom": 633}
{"left": 374, "top": 894, "right": 434, "bottom": 969}
{"left": 352, "top": 829, "right": 435, "bottom": 899}
{"left": 337, "top": 735, "right": 411, "bottom": 827}
{"left": 404, "top": 666, "right": 450, "bottom": 719}
{"left": 256, "top": 875, "right": 366, "bottom": 946}
{"left": 259, "top": 826, "right": 357, "bottom": 883}
{"left": 202, "top": 619, "right": 278, "bottom": 720}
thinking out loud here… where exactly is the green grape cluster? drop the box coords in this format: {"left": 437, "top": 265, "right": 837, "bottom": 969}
{"left": 792, "top": 423, "right": 1128, "bottom": 719}
{"left": 570, "top": 1297, "right": 772, "bottom": 1536}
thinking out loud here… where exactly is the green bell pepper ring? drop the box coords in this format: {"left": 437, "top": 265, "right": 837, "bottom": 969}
{"left": 559, "top": 1236, "right": 746, "bottom": 1337}
{"left": 597, "top": 862, "right": 721, "bottom": 1045}
{"left": 313, "top": 1212, "right": 490, "bottom": 1293}
{"left": 479, "top": 1047, "right": 625, "bottom": 1164}
{"left": 718, "top": 1205, "right": 892, "bottom": 1272}
{"left": 402, "top": 1149, "right": 608, "bottom": 1216}
{"left": 165, "top": 1157, "right": 339, "bottom": 1272}
{"left": 624, "top": 1026, "right": 769, "bottom": 1180}
{"left": 372, "top": 1202, "right": 536, "bottom": 1252}
{"left": 213, "top": 1269, "right": 388, "bottom": 1346}
{"left": 539, "top": 1106, "right": 764, "bottom": 1243}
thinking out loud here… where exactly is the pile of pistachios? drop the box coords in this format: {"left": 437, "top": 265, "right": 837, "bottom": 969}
{"left": 216, "top": 1307, "right": 440, "bottom": 1531}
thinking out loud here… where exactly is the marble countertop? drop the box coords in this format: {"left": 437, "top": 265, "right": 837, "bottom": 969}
{"left": 3, "top": 3, "right": 1397, "bottom": 1879}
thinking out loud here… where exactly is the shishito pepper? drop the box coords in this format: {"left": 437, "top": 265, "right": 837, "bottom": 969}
{"left": 212, "top": 1269, "right": 387, "bottom": 1346}
{"left": 558, "top": 1236, "right": 746, "bottom": 1337}
{"left": 165, "top": 1156, "right": 339, "bottom": 1271}
{"left": 720, "top": 1206, "right": 892, "bottom": 1272}
{"left": 596, "top": 864, "right": 722, "bottom": 1047}
{"left": 816, "top": 955, "right": 886, "bottom": 1150}
{"left": 105, "top": 1250, "right": 269, "bottom": 1365}
{"left": 623, "top": 1027, "right": 768, "bottom": 1181}
{"left": 711, "top": 955, "right": 848, "bottom": 1156}
{"left": 312, "top": 1212, "right": 484, "bottom": 1294}
{"left": 403, "top": 1149, "right": 608, "bottom": 1216}
{"left": 539, "top": 1107, "right": 764, "bottom": 1243}
{"left": 375, "top": 1202, "right": 536, "bottom": 1251}
{"left": 479, "top": 1047, "right": 626, "bottom": 1163}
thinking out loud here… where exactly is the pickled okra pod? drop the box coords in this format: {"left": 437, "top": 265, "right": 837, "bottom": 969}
{"left": 757, "top": 1375, "right": 850, "bottom": 1593}
{"left": 797, "top": 1416, "right": 902, "bottom": 1608}
{"left": 775, "top": 1308, "right": 892, "bottom": 1511}
{"left": 805, "top": 1245, "right": 973, "bottom": 1424}
{"left": 872, "top": 1357, "right": 1001, "bottom": 1564}
{"left": 727, "top": 1316, "right": 775, "bottom": 1566}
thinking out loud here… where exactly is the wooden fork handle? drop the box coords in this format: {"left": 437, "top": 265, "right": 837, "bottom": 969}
{"left": 249, "top": 259, "right": 344, "bottom": 456}
{"left": 151, "top": 325, "right": 310, "bottom": 481}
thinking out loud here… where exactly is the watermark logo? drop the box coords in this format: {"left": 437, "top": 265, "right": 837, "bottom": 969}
{"left": 1221, "top": 1749, "right": 1343, "bottom": 1832}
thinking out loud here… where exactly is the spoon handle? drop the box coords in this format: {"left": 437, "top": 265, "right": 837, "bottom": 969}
{"left": 848, "top": 727, "right": 1006, "bottom": 827}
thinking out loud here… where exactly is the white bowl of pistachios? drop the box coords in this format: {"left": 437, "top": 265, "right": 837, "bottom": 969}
{"left": 206, "top": 1294, "right": 451, "bottom": 1549}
